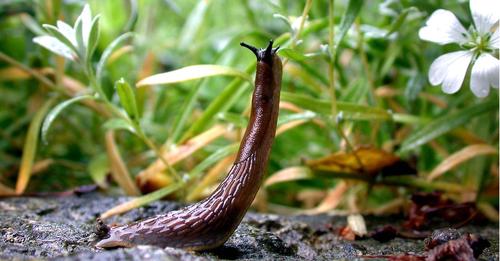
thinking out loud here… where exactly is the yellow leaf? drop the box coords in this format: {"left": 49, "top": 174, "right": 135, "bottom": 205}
{"left": 306, "top": 147, "right": 400, "bottom": 175}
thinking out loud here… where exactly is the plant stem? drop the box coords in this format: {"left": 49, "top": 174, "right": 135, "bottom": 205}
{"left": 292, "top": 0, "right": 313, "bottom": 48}
{"left": 328, "top": 0, "right": 337, "bottom": 119}
{"left": 355, "top": 20, "right": 377, "bottom": 106}
{"left": 0, "top": 51, "right": 56, "bottom": 89}
{"left": 282, "top": 0, "right": 313, "bottom": 66}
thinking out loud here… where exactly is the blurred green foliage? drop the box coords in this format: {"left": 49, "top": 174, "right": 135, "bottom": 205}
{"left": 0, "top": 0, "right": 497, "bottom": 215}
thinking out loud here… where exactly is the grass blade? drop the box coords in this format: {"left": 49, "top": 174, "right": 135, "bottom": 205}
{"left": 180, "top": 62, "right": 255, "bottom": 141}
{"left": 16, "top": 97, "right": 57, "bottom": 194}
{"left": 335, "top": 0, "right": 364, "bottom": 50}
{"left": 399, "top": 100, "right": 497, "bottom": 153}
{"left": 100, "top": 182, "right": 183, "bottom": 219}
{"left": 281, "top": 91, "right": 391, "bottom": 120}
{"left": 186, "top": 143, "right": 239, "bottom": 181}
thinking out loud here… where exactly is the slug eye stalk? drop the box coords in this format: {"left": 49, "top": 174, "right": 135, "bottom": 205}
{"left": 240, "top": 40, "right": 280, "bottom": 64}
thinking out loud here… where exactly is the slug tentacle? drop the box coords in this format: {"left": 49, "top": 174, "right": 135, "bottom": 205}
{"left": 96, "top": 41, "right": 282, "bottom": 251}
{"left": 240, "top": 40, "right": 280, "bottom": 65}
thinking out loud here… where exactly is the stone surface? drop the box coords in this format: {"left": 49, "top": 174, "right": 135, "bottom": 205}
{"left": 0, "top": 193, "right": 498, "bottom": 260}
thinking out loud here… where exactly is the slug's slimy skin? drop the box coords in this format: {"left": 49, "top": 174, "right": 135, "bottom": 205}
{"left": 96, "top": 41, "right": 282, "bottom": 251}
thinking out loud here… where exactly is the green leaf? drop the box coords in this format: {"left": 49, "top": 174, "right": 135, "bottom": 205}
{"left": 386, "top": 7, "right": 417, "bottom": 36}
{"left": 79, "top": 4, "right": 92, "bottom": 48}
{"left": 335, "top": 0, "right": 364, "bottom": 49}
{"left": 102, "top": 118, "right": 136, "bottom": 133}
{"left": 88, "top": 153, "right": 109, "bottom": 189}
{"left": 136, "top": 65, "right": 253, "bottom": 87}
{"left": 20, "top": 14, "right": 46, "bottom": 36}
{"left": 399, "top": 100, "right": 498, "bottom": 153}
{"left": 169, "top": 82, "right": 203, "bottom": 143}
{"left": 42, "top": 24, "right": 78, "bottom": 54}
{"left": 115, "top": 78, "right": 139, "bottom": 120}
{"left": 217, "top": 112, "right": 248, "bottom": 128}
{"left": 41, "top": 95, "right": 94, "bottom": 144}
{"left": 33, "top": 36, "right": 76, "bottom": 60}
{"left": 74, "top": 15, "right": 85, "bottom": 59}
{"left": 86, "top": 15, "right": 101, "bottom": 61}
{"left": 187, "top": 143, "right": 239, "bottom": 180}
{"left": 279, "top": 48, "right": 311, "bottom": 61}
{"left": 96, "top": 32, "right": 134, "bottom": 83}
{"left": 16, "top": 97, "right": 57, "bottom": 194}
{"left": 281, "top": 91, "right": 391, "bottom": 121}
{"left": 278, "top": 111, "right": 317, "bottom": 125}
{"left": 180, "top": 64, "right": 253, "bottom": 142}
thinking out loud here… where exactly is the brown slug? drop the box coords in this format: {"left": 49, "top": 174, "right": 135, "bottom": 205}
{"left": 96, "top": 40, "right": 282, "bottom": 250}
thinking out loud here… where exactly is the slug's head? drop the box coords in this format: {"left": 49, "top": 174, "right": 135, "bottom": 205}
{"left": 95, "top": 219, "right": 134, "bottom": 249}
{"left": 240, "top": 40, "right": 280, "bottom": 66}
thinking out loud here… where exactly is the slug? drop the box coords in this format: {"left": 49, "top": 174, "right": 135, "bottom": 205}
{"left": 96, "top": 40, "right": 282, "bottom": 250}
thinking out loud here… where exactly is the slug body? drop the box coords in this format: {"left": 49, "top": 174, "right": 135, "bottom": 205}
{"left": 96, "top": 41, "right": 282, "bottom": 250}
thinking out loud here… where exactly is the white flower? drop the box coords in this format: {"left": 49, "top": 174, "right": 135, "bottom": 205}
{"left": 419, "top": 0, "right": 499, "bottom": 97}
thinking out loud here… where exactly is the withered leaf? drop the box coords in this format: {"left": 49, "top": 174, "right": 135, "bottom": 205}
{"left": 306, "top": 147, "right": 413, "bottom": 176}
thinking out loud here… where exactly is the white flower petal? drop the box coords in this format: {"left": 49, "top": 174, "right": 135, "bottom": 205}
{"left": 80, "top": 4, "right": 92, "bottom": 47}
{"left": 470, "top": 53, "right": 499, "bottom": 97}
{"left": 419, "top": 9, "right": 469, "bottom": 45}
{"left": 470, "top": 0, "right": 499, "bottom": 35}
{"left": 488, "top": 28, "right": 499, "bottom": 49}
{"left": 56, "top": 21, "right": 77, "bottom": 47}
{"left": 429, "top": 51, "right": 473, "bottom": 94}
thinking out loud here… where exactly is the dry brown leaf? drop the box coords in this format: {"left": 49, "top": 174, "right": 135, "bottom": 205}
{"left": 375, "top": 86, "right": 447, "bottom": 109}
{"left": 278, "top": 101, "right": 325, "bottom": 128}
{"left": 419, "top": 93, "right": 447, "bottom": 109}
{"left": 297, "top": 189, "right": 327, "bottom": 208}
{"left": 105, "top": 131, "right": 141, "bottom": 196}
{"left": 427, "top": 144, "right": 497, "bottom": 181}
{"left": 264, "top": 166, "right": 312, "bottom": 187}
{"left": 451, "top": 129, "right": 486, "bottom": 145}
{"left": 279, "top": 101, "right": 303, "bottom": 112}
{"left": 304, "top": 181, "right": 349, "bottom": 214}
{"left": 306, "top": 147, "right": 400, "bottom": 175}
{"left": 31, "top": 159, "right": 54, "bottom": 175}
{"left": 276, "top": 120, "right": 307, "bottom": 136}
{"left": 0, "top": 182, "right": 15, "bottom": 196}
{"left": 0, "top": 67, "right": 32, "bottom": 80}
{"left": 136, "top": 125, "right": 227, "bottom": 190}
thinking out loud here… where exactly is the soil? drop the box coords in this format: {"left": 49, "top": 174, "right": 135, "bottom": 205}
{"left": 0, "top": 193, "right": 498, "bottom": 260}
